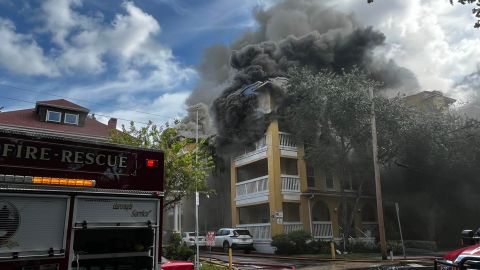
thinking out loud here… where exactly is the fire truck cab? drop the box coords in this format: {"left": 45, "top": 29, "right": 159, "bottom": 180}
{"left": 0, "top": 129, "right": 164, "bottom": 270}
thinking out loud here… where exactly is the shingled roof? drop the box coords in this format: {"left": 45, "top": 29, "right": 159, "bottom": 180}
{"left": 0, "top": 100, "right": 114, "bottom": 140}
{"left": 36, "top": 99, "right": 90, "bottom": 112}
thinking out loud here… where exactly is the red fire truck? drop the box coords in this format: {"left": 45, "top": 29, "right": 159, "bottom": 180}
{"left": 0, "top": 128, "right": 164, "bottom": 270}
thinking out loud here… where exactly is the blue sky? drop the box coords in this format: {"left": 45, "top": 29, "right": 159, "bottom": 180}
{"left": 0, "top": 0, "right": 270, "bottom": 126}
{"left": 0, "top": 0, "right": 479, "bottom": 127}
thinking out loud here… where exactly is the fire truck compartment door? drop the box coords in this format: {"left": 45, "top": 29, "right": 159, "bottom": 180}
{"left": 74, "top": 196, "right": 159, "bottom": 227}
{"left": 0, "top": 194, "right": 69, "bottom": 259}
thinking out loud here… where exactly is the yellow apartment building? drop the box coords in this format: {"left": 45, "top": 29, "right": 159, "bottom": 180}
{"left": 230, "top": 79, "right": 378, "bottom": 253}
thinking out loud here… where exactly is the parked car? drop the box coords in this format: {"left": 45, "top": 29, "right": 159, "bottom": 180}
{"left": 181, "top": 232, "right": 206, "bottom": 248}
{"left": 214, "top": 228, "right": 254, "bottom": 253}
{"left": 161, "top": 256, "right": 194, "bottom": 270}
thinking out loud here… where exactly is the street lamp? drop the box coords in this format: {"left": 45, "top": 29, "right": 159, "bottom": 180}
{"left": 190, "top": 104, "right": 201, "bottom": 270}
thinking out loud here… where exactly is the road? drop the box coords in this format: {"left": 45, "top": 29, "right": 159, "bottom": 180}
{"left": 200, "top": 251, "right": 433, "bottom": 270}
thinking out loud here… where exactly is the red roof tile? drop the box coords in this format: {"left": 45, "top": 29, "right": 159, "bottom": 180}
{"left": 36, "top": 99, "right": 90, "bottom": 112}
{"left": 0, "top": 108, "right": 112, "bottom": 139}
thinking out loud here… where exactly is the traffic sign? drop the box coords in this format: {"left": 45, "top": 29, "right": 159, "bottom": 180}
{"left": 206, "top": 231, "right": 215, "bottom": 247}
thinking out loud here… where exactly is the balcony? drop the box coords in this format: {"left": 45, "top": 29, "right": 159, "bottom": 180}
{"left": 283, "top": 222, "right": 303, "bottom": 234}
{"left": 235, "top": 176, "right": 269, "bottom": 206}
{"left": 237, "top": 223, "right": 271, "bottom": 240}
{"left": 281, "top": 175, "right": 301, "bottom": 201}
{"left": 234, "top": 136, "right": 267, "bottom": 167}
{"left": 312, "top": 221, "right": 333, "bottom": 239}
{"left": 279, "top": 132, "right": 297, "bottom": 158}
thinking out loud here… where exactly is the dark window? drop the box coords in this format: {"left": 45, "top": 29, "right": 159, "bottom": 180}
{"left": 46, "top": 110, "right": 61, "bottom": 122}
{"left": 325, "top": 171, "right": 334, "bottom": 190}
{"left": 234, "top": 230, "right": 250, "bottom": 235}
{"left": 307, "top": 166, "right": 315, "bottom": 187}
{"left": 64, "top": 113, "right": 79, "bottom": 125}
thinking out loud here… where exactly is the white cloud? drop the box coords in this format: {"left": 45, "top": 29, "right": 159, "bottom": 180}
{"left": 96, "top": 91, "right": 191, "bottom": 128}
{"left": 0, "top": 19, "right": 59, "bottom": 76}
{"left": 0, "top": 1, "right": 196, "bottom": 92}
{"left": 334, "top": 0, "right": 480, "bottom": 101}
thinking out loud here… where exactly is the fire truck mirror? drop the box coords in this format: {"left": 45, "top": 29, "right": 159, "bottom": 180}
{"left": 461, "top": 229, "right": 475, "bottom": 245}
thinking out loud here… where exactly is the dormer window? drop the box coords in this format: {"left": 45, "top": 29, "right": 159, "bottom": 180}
{"left": 64, "top": 113, "right": 79, "bottom": 125}
{"left": 46, "top": 110, "right": 61, "bottom": 123}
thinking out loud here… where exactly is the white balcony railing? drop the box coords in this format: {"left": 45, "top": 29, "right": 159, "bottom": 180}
{"left": 236, "top": 176, "right": 268, "bottom": 197}
{"left": 237, "top": 223, "right": 271, "bottom": 240}
{"left": 312, "top": 221, "right": 333, "bottom": 239}
{"left": 279, "top": 132, "right": 296, "bottom": 148}
{"left": 234, "top": 135, "right": 268, "bottom": 166}
{"left": 281, "top": 175, "right": 300, "bottom": 192}
{"left": 283, "top": 222, "right": 303, "bottom": 234}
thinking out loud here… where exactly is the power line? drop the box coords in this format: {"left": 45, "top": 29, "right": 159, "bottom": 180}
{"left": 0, "top": 95, "right": 166, "bottom": 126}
{"left": 0, "top": 83, "right": 176, "bottom": 119}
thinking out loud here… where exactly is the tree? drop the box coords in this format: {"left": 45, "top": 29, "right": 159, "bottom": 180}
{"left": 109, "top": 121, "right": 214, "bottom": 210}
{"left": 368, "top": 0, "right": 480, "bottom": 28}
{"left": 280, "top": 67, "right": 411, "bottom": 247}
{"left": 281, "top": 67, "right": 480, "bottom": 247}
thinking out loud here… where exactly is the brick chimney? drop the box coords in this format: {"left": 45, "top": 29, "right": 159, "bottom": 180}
{"left": 108, "top": 118, "right": 117, "bottom": 129}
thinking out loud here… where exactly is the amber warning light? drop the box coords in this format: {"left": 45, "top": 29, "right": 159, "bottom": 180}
{"left": 33, "top": 177, "right": 96, "bottom": 187}
{"left": 146, "top": 159, "right": 158, "bottom": 168}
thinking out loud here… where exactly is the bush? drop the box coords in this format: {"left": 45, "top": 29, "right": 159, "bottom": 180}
{"left": 271, "top": 230, "right": 325, "bottom": 255}
{"left": 164, "top": 232, "right": 194, "bottom": 261}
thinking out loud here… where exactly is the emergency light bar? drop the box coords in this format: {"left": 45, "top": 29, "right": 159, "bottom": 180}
{"left": 33, "top": 177, "right": 96, "bottom": 187}
{"left": 0, "top": 174, "right": 95, "bottom": 187}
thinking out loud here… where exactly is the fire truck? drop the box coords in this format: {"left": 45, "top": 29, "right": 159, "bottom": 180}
{"left": 0, "top": 128, "right": 164, "bottom": 270}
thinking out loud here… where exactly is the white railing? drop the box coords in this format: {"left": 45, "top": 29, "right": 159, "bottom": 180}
{"left": 281, "top": 175, "right": 300, "bottom": 192}
{"left": 279, "top": 132, "right": 296, "bottom": 148}
{"left": 283, "top": 222, "right": 303, "bottom": 234}
{"left": 237, "top": 223, "right": 271, "bottom": 240}
{"left": 236, "top": 176, "right": 269, "bottom": 197}
{"left": 234, "top": 135, "right": 268, "bottom": 165}
{"left": 312, "top": 221, "right": 333, "bottom": 239}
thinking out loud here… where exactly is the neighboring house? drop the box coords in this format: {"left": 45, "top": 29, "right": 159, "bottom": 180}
{"left": 230, "top": 79, "right": 377, "bottom": 253}
{"left": 0, "top": 99, "right": 117, "bottom": 140}
{"left": 404, "top": 90, "right": 456, "bottom": 113}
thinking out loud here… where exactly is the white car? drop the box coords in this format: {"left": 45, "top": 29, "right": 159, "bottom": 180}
{"left": 214, "top": 228, "right": 254, "bottom": 253}
{"left": 181, "top": 232, "right": 206, "bottom": 248}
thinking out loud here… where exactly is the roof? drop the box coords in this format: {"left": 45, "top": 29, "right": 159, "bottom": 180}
{"left": 36, "top": 99, "right": 90, "bottom": 112}
{"left": 405, "top": 90, "right": 456, "bottom": 104}
{"left": 0, "top": 108, "right": 112, "bottom": 140}
{"left": 240, "top": 77, "right": 288, "bottom": 96}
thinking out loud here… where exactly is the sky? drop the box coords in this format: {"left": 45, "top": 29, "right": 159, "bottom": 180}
{"left": 0, "top": 0, "right": 478, "bottom": 127}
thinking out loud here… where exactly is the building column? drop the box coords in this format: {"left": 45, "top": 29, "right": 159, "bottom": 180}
{"left": 267, "top": 120, "right": 283, "bottom": 236}
{"left": 231, "top": 159, "right": 239, "bottom": 227}
{"left": 330, "top": 201, "right": 340, "bottom": 238}
{"left": 297, "top": 146, "right": 311, "bottom": 233}
{"left": 174, "top": 203, "right": 179, "bottom": 232}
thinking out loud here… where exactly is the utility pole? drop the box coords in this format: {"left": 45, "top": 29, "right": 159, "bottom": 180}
{"left": 195, "top": 107, "right": 200, "bottom": 270}
{"left": 369, "top": 87, "right": 387, "bottom": 259}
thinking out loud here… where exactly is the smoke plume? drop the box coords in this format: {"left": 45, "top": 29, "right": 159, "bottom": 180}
{"left": 186, "top": 0, "right": 419, "bottom": 151}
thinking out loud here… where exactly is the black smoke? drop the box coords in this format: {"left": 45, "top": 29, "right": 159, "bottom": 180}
{"left": 195, "top": 0, "right": 419, "bottom": 152}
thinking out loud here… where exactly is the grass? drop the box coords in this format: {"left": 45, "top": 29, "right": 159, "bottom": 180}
{"left": 294, "top": 252, "right": 381, "bottom": 260}
{"left": 200, "top": 262, "right": 227, "bottom": 270}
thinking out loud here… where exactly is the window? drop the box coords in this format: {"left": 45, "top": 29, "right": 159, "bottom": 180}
{"left": 46, "top": 110, "right": 61, "bottom": 122}
{"left": 325, "top": 171, "right": 334, "bottom": 190}
{"left": 307, "top": 166, "right": 315, "bottom": 187}
{"left": 64, "top": 113, "right": 79, "bottom": 125}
